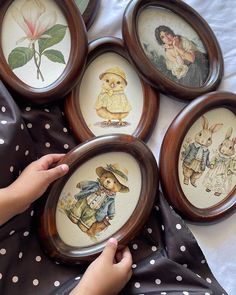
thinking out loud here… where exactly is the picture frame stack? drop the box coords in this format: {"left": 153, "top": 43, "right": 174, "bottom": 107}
{"left": 2, "top": 0, "right": 228, "bottom": 264}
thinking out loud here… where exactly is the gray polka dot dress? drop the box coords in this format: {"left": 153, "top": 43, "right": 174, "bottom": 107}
{"left": 0, "top": 81, "right": 227, "bottom": 294}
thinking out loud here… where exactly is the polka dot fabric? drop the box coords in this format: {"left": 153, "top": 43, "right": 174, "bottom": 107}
{"left": 0, "top": 80, "right": 227, "bottom": 295}
{"left": 20, "top": 103, "right": 77, "bottom": 158}
{"left": 0, "top": 81, "right": 36, "bottom": 187}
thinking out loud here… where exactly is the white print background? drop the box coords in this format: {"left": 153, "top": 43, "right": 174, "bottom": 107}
{"left": 178, "top": 108, "right": 236, "bottom": 209}
{"left": 138, "top": 7, "right": 207, "bottom": 62}
{"left": 1, "top": 0, "right": 71, "bottom": 88}
{"left": 56, "top": 152, "right": 141, "bottom": 247}
{"left": 79, "top": 52, "right": 144, "bottom": 136}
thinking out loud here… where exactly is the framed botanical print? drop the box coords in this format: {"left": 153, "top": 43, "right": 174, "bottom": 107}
{"left": 39, "top": 134, "right": 158, "bottom": 263}
{"left": 0, "top": 0, "right": 88, "bottom": 105}
{"left": 160, "top": 92, "right": 236, "bottom": 222}
{"left": 65, "top": 37, "right": 159, "bottom": 142}
{"left": 75, "top": 0, "right": 100, "bottom": 29}
{"left": 122, "top": 0, "right": 223, "bottom": 100}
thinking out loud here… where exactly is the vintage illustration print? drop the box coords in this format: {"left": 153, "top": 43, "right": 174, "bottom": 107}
{"left": 138, "top": 7, "right": 209, "bottom": 87}
{"left": 95, "top": 66, "right": 132, "bottom": 127}
{"left": 178, "top": 108, "right": 236, "bottom": 209}
{"left": 1, "top": 0, "right": 71, "bottom": 88}
{"left": 64, "top": 164, "right": 129, "bottom": 239}
{"left": 202, "top": 127, "right": 236, "bottom": 197}
{"left": 79, "top": 52, "right": 144, "bottom": 136}
{"left": 56, "top": 152, "right": 142, "bottom": 247}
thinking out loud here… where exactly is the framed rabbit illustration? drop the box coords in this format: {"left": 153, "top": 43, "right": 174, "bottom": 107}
{"left": 0, "top": 0, "right": 88, "bottom": 105}
{"left": 122, "top": 0, "right": 223, "bottom": 100}
{"left": 75, "top": 0, "right": 100, "bottom": 29}
{"left": 39, "top": 134, "right": 158, "bottom": 263}
{"left": 65, "top": 37, "right": 159, "bottom": 142}
{"left": 159, "top": 92, "right": 236, "bottom": 222}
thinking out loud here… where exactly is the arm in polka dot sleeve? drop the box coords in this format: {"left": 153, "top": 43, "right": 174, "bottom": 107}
{"left": 0, "top": 154, "right": 69, "bottom": 225}
{"left": 69, "top": 238, "right": 132, "bottom": 295}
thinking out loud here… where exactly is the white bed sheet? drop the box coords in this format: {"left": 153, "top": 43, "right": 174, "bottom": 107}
{"left": 88, "top": 1, "right": 236, "bottom": 294}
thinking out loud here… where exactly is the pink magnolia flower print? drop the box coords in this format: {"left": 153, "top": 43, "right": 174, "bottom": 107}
{"left": 8, "top": 0, "right": 67, "bottom": 82}
{"left": 11, "top": 0, "right": 57, "bottom": 44}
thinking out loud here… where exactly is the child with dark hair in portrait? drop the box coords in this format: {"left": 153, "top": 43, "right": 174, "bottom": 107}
{"left": 155, "top": 25, "right": 208, "bottom": 86}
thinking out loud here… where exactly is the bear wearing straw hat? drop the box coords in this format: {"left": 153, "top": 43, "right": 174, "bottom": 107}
{"left": 95, "top": 66, "right": 132, "bottom": 126}
{"left": 68, "top": 163, "right": 129, "bottom": 239}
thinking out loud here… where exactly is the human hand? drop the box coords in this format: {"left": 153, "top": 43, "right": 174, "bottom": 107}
{"left": 164, "top": 43, "right": 173, "bottom": 49}
{"left": 173, "top": 36, "right": 180, "bottom": 47}
{"left": 70, "top": 238, "right": 132, "bottom": 295}
{"left": 7, "top": 154, "right": 69, "bottom": 213}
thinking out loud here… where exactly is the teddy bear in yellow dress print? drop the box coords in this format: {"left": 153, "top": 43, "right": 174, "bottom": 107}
{"left": 95, "top": 66, "right": 132, "bottom": 126}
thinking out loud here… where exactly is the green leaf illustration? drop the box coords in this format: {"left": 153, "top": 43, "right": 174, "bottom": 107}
{"left": 8, "top": 47, "right": 33, "bottom": 70}
{"left": 38, "top": 24, "right": 67, "bottom": 53}
{"left": 42, "top": 49, "right": 66, "bottom": 64}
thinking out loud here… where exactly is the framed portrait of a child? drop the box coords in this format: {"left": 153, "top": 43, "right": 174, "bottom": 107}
{"left": 122, "top": 0, "right": 223, "bottom": 100}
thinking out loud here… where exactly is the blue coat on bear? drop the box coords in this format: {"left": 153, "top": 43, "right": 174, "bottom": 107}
{"left": 74, "top": 180, "right": 115, "bottom": 222}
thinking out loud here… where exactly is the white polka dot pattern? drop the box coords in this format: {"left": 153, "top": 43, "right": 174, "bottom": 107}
{"left": 33, "top": 279, "right": 39, "bottom": 286}
{"left": 132, "top": 244, "right": 138, "bottom": 250}
{"left": 180, "top": 246, "right": 186, "bottom": 252}
{"left": 206, "top": 278, "right": 212, "bottom": 283}
{"left": 155, "top": 279, "right": 161, "bottom": 285}
{"left": 19, "top": 252, "right": 23, "bottom": 259}
{"left": 0, "top": 248, "right": 6, "bottom": 255}
{"left": 176, "top": 275, "right": 183, "bottom": 281}
{"left": 12, "top": 276, "right": 19, "bottom": 283}
{"left": 54, "top": 281, "right": 60, "bottom": 287}
{"left": 35, "top": 256, "right": 42, "bottom": 262}
{"left": 176, "top": 224, "right": 182, "bottom": 230}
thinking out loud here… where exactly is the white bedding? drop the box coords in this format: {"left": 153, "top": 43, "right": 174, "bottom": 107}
{"left": 88, "top": 1, "right": 236, "bottom": 294}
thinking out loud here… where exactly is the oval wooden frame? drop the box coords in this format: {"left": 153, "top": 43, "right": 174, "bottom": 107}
{"left": 65, "top": 37, "right": 159, "bottom": 142}
{"left": 0, "top": 0, "right": 88, "bottom": 105}
{"left": 122, "top": 0, "right": 224, "bottom": 101}
{"left": 159, "top": 92, "right": 236, "bottom": 222}
{"left": 80, "top": 0, "right": 100, "bottom": 29}
{"left": 39, "top": 134, "right": 158, "bottom": 264}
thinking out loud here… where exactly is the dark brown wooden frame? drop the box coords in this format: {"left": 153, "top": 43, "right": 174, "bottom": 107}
{"left": 39, "top": 134, "right": 159, "bottom": 264}
{"left": 65, "top": 37, "right": 159, "bottom": 143}
{"left": 122, "top": 0, "right": 224, "bottom": 101}
{"left": 0, "top": 0, "right": 88, "bottom": 105}
{"left": 160, "top": 91, "right": 236, "bottom": 222}
{"left": 79, "top": 0, "right": 100, "bottom": 29}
